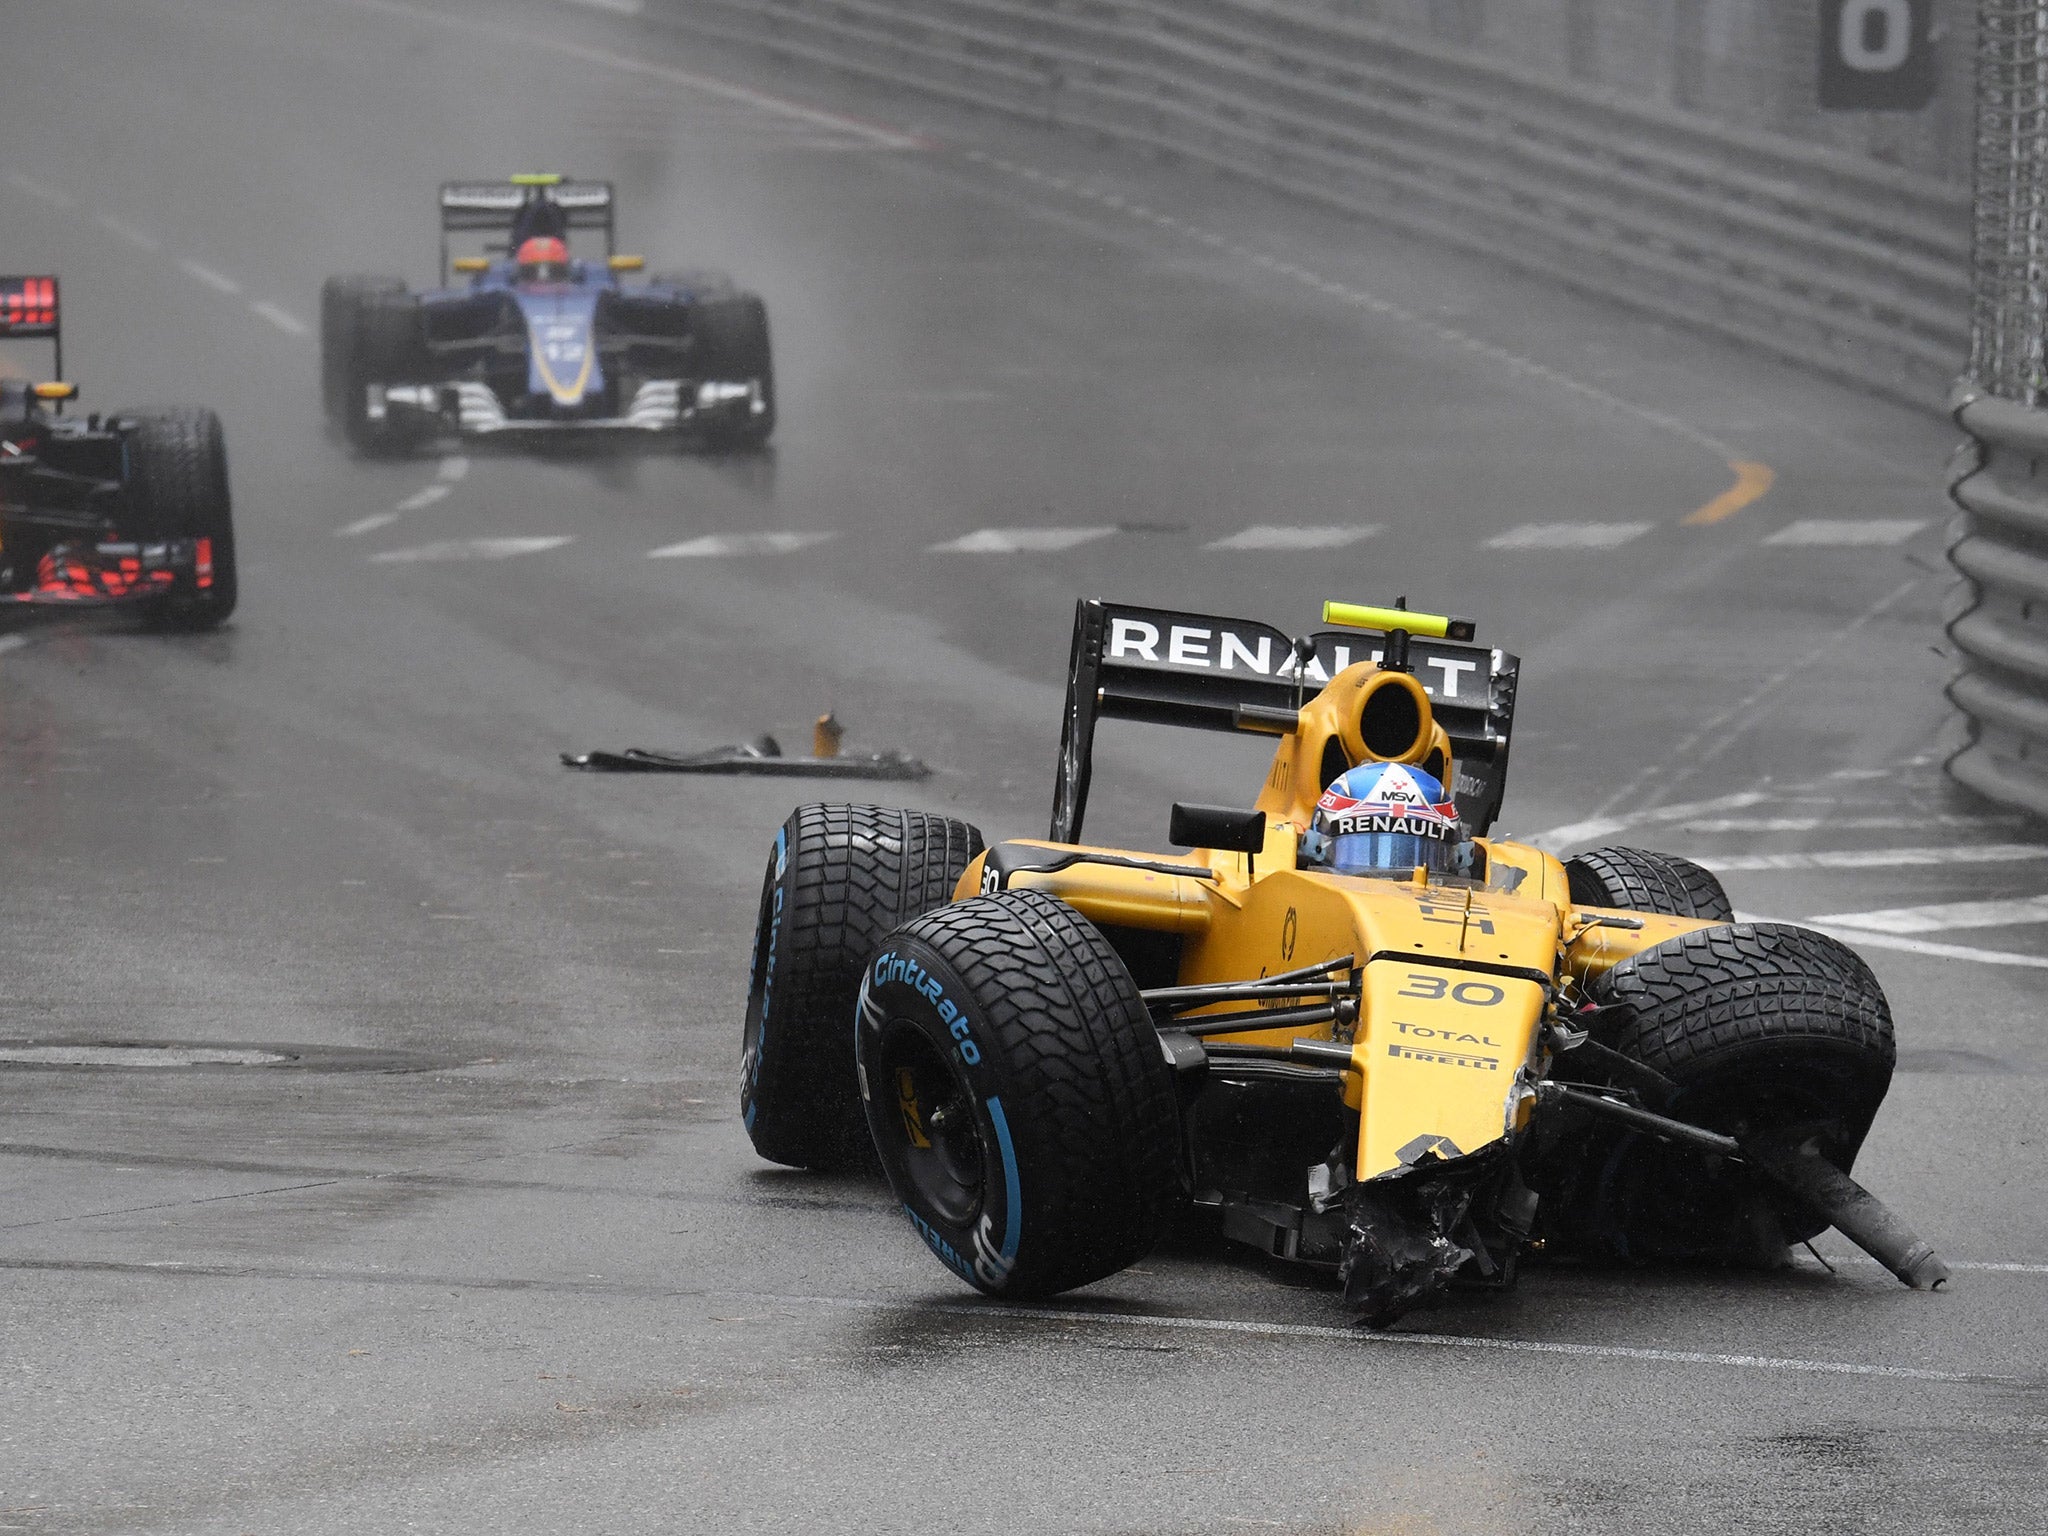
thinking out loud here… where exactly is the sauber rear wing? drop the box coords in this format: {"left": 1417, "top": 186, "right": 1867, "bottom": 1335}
{"left": 1051, "top": 598, "right": 1520, "bottom": 843}
{"left": 438, "top": 179, "right": 616, "bottom": 279}
{"left": 0, "top": 275, "right": 62, "bottom": 379}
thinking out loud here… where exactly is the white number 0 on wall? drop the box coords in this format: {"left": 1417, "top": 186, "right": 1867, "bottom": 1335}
{"left": 1838, "top": 0, "right": 1911, "bottom": 72}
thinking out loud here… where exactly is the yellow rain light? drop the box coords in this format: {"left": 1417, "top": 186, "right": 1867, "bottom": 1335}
{"left": 607, "top": 254, "right": 645, "bottom": 272}
{"left": 1323, "top": 600, "right": 1474, "bottom": 642}
{"left": 31, "top": 382, "right": 77, "bottom": 401}
{"left": 451, "top": 256, "right": 490, "bottom": 273}
{"left": 509, "top": 173, "right": 563, "bottom": 186}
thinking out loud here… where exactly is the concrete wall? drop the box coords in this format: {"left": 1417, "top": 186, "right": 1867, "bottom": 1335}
{"left": 1301, "top": 0, "right": 1976, "bottom": 181}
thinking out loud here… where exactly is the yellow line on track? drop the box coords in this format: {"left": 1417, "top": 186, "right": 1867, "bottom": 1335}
{"left": 1684, "top": 459, "right": 1775, "bottom": 525}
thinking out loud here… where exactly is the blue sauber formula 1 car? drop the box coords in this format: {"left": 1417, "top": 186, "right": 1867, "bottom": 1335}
{"left": 319, "top": 176, "right": 773, "bottom": 454}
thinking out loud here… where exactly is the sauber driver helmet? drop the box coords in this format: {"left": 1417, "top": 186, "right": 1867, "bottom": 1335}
{"left": 1301, "top": 761, "right": 1462, "bottom": 877}
{"left": 515, "top": 235, "right": 571, "bottom": 284}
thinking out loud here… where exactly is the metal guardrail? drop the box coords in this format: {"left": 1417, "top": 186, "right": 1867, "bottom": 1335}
{"left": 1947, "top": 387, "right": 2048, "bottom": 820}
{"left": 647, "top": 0, "right": 1969, "bottom": 408}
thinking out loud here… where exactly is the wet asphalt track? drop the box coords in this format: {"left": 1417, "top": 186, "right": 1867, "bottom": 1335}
{"left": 2, "top": 1, "right": 2046, "bottom": 1531}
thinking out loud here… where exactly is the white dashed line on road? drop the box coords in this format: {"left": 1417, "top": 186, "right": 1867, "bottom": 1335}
{"left": 438, "top": 455, "right": 470, "bottom": 481}
{"left": 0, "top": 635, "right": 29, "bottom": 656}
{"left": 647, "top": 532, "right": 837, "bottom": 558}
{"left": 1808, "top": 895, "right": 2048, "bottom": 935}
{"left": 250, "top": 301, "right": 309, "bottom": 336}
{"left": 1205, "top": 524, "right": 1381, "bottom": 551}
{"left": 1763, "top": 519, "right": 1929, "bottom": 546}
{"left": 334, "top": 512, "right": 401, "bottom": 539}
{"left": 1486, "top": 522, "right": 1653, "bottom": 550}
{"left": 92, "top": 212, "right": 160, "bottom": 251}
{"left": 394, "top": 484, "right": 451, "bottom": 514}
{"left": 929, "top": 526, "right": 1116, "bottom": 554}
{"left": 371, "top": 536, "right": 572, "bottom": 563}
{"left": 1698, "top": 843, "right": 2048, "bottom": 873}
{"left": 179, "top": 260, "right": 241, "bottom": 296}
{"left": 4, "top": 171, "right": 75, "bottom": 208}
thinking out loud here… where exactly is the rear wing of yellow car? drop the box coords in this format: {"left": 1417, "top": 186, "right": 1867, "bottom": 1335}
{"left": 1050, "top": 597, "right": 1519, "bottom": 842}
{"left": 437, "top": 176, "right": 616, "bottom": 282}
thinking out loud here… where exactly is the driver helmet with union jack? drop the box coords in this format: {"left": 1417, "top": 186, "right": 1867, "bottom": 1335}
{"left": 1301, "top": 761, "right": 1461, "bottom": 877}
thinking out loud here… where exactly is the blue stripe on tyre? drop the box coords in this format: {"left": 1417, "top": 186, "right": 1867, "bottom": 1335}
{"left": 985, "top": 1096, "right": 1022, "bottom": 1263}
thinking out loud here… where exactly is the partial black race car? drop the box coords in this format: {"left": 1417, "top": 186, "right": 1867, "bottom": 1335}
{"left": 0, "top": 276, "right": 236, "bottom": 629}
{"left": 320, "top": 176, "right": 774, "bottom": 454}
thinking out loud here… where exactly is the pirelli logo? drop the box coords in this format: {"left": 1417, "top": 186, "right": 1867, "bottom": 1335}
{"left": 1388, "top": 1042, "right": 1498, "bottom": 1072}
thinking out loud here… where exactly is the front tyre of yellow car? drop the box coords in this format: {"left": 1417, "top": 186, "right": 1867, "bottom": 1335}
{"left": 856, "top": 890, "right": 1184, "bottom": 1298}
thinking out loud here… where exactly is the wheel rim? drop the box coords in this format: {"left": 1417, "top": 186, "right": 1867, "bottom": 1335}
{"left": 874, "top": 1023, "right": 983, "bottom": 1227}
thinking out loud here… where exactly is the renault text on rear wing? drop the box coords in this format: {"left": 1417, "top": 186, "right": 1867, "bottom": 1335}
{"left": 1051, "top": 598, "right": 1518, "bottom": 842}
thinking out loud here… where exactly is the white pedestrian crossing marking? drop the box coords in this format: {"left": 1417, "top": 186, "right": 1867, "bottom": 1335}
{"left": 647, "top": 532, "right": 837, "bottom": 558}
{"left": 929, "top": 527, "right": 1116, "bottom": 554}
{"left": 1205, "top": 524, "right": 1381, "bottom": 551}
{"left": 372, "top": 536, "right": 572, "bottom": 563}
{"left": 1696, "top": 843, "right": 2048, "bottom": 873}
{"left": 1485, "top": 522, "right": 1651, "bottom": 550}
{"left": 1762, "top": 519, "right": 1928, "bottom": 547}
{"left": 1807, "top": 895, "right": 2048, "bottom": 935}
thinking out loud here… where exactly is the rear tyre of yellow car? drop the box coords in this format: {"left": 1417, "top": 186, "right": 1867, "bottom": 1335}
{"left": 856, "top": 890, "right": 1183, "bottom": 1298}
{"left": 1563, "top": 845, "right": 1733, "bottom": 922}
{"left": 1549, "top": 922, "right": 1894, "bottom": 1263}
{"left": 740, "top": 804, "right": 983, "bottom": 1171}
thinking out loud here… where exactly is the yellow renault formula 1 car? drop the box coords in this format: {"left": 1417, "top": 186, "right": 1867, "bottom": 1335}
{"left": 740, "top": 598, "right": 1945, "bottom": 1323}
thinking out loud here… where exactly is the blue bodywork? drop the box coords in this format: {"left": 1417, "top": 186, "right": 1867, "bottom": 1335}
{"left": 419, "top": 259, "right": 663, "bottom": 410}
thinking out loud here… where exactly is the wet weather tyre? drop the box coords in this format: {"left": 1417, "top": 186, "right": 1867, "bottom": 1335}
{"left": 343, "top": 291, "right": 427, "bottom": 456}
{"left": 693, "top": 293, "right": 774, "bottom": 449}
{"left": 123, "top": 407, "right": 237, "bottom": 630}
{"left": 740, "top": 804, "right": 983, "bottom": 1171}
{"left": 1569, "top": 922, "right": 1895, "bottom": 1260}
{"left": 321, "top": 274, "right": 404, "bottom": 421}
{"left": 856, "top": 890, "right": 1184, "bottom": 1298}
{"left": 1565, "top": 846, "right": 1733, "bottom": 922}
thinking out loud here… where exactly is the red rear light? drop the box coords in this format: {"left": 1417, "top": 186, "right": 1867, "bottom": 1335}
{"left": 195, "top": 537, "right": 213, "bottom": 589}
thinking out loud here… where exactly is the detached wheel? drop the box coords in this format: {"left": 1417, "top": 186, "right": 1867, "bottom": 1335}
{"left": 857, "top": 890, "right": 1183, "bottom": 1298}
{"left": 1559, "top": 922, "right": 1895, "bottom": 1262}
{"left": 321, "top": 274, "right": 404, "bottom": 422}
{"left": 1565, "top": 845, "right": 1732, "bottom": 922}
{"left": 344, "top": 291, "right": 427, "bottom": 456}
{"left": 693, "top": 293, "right": 774, "bottom": 449}
{"left": 124, "top": 407, "right": 237, "bottom": 630}
{"left": 740, "top": 804, "right": 983, "bottom": 1170}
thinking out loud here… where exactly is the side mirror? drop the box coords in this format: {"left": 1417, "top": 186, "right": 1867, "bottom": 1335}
{"left": 1169, "top": 803, "right": 1265, "bottom": 854}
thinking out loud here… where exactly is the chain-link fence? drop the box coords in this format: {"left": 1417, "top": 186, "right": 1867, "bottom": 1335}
{"left": 1968, "top": 2, "right": 2048, "bottom": 400}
